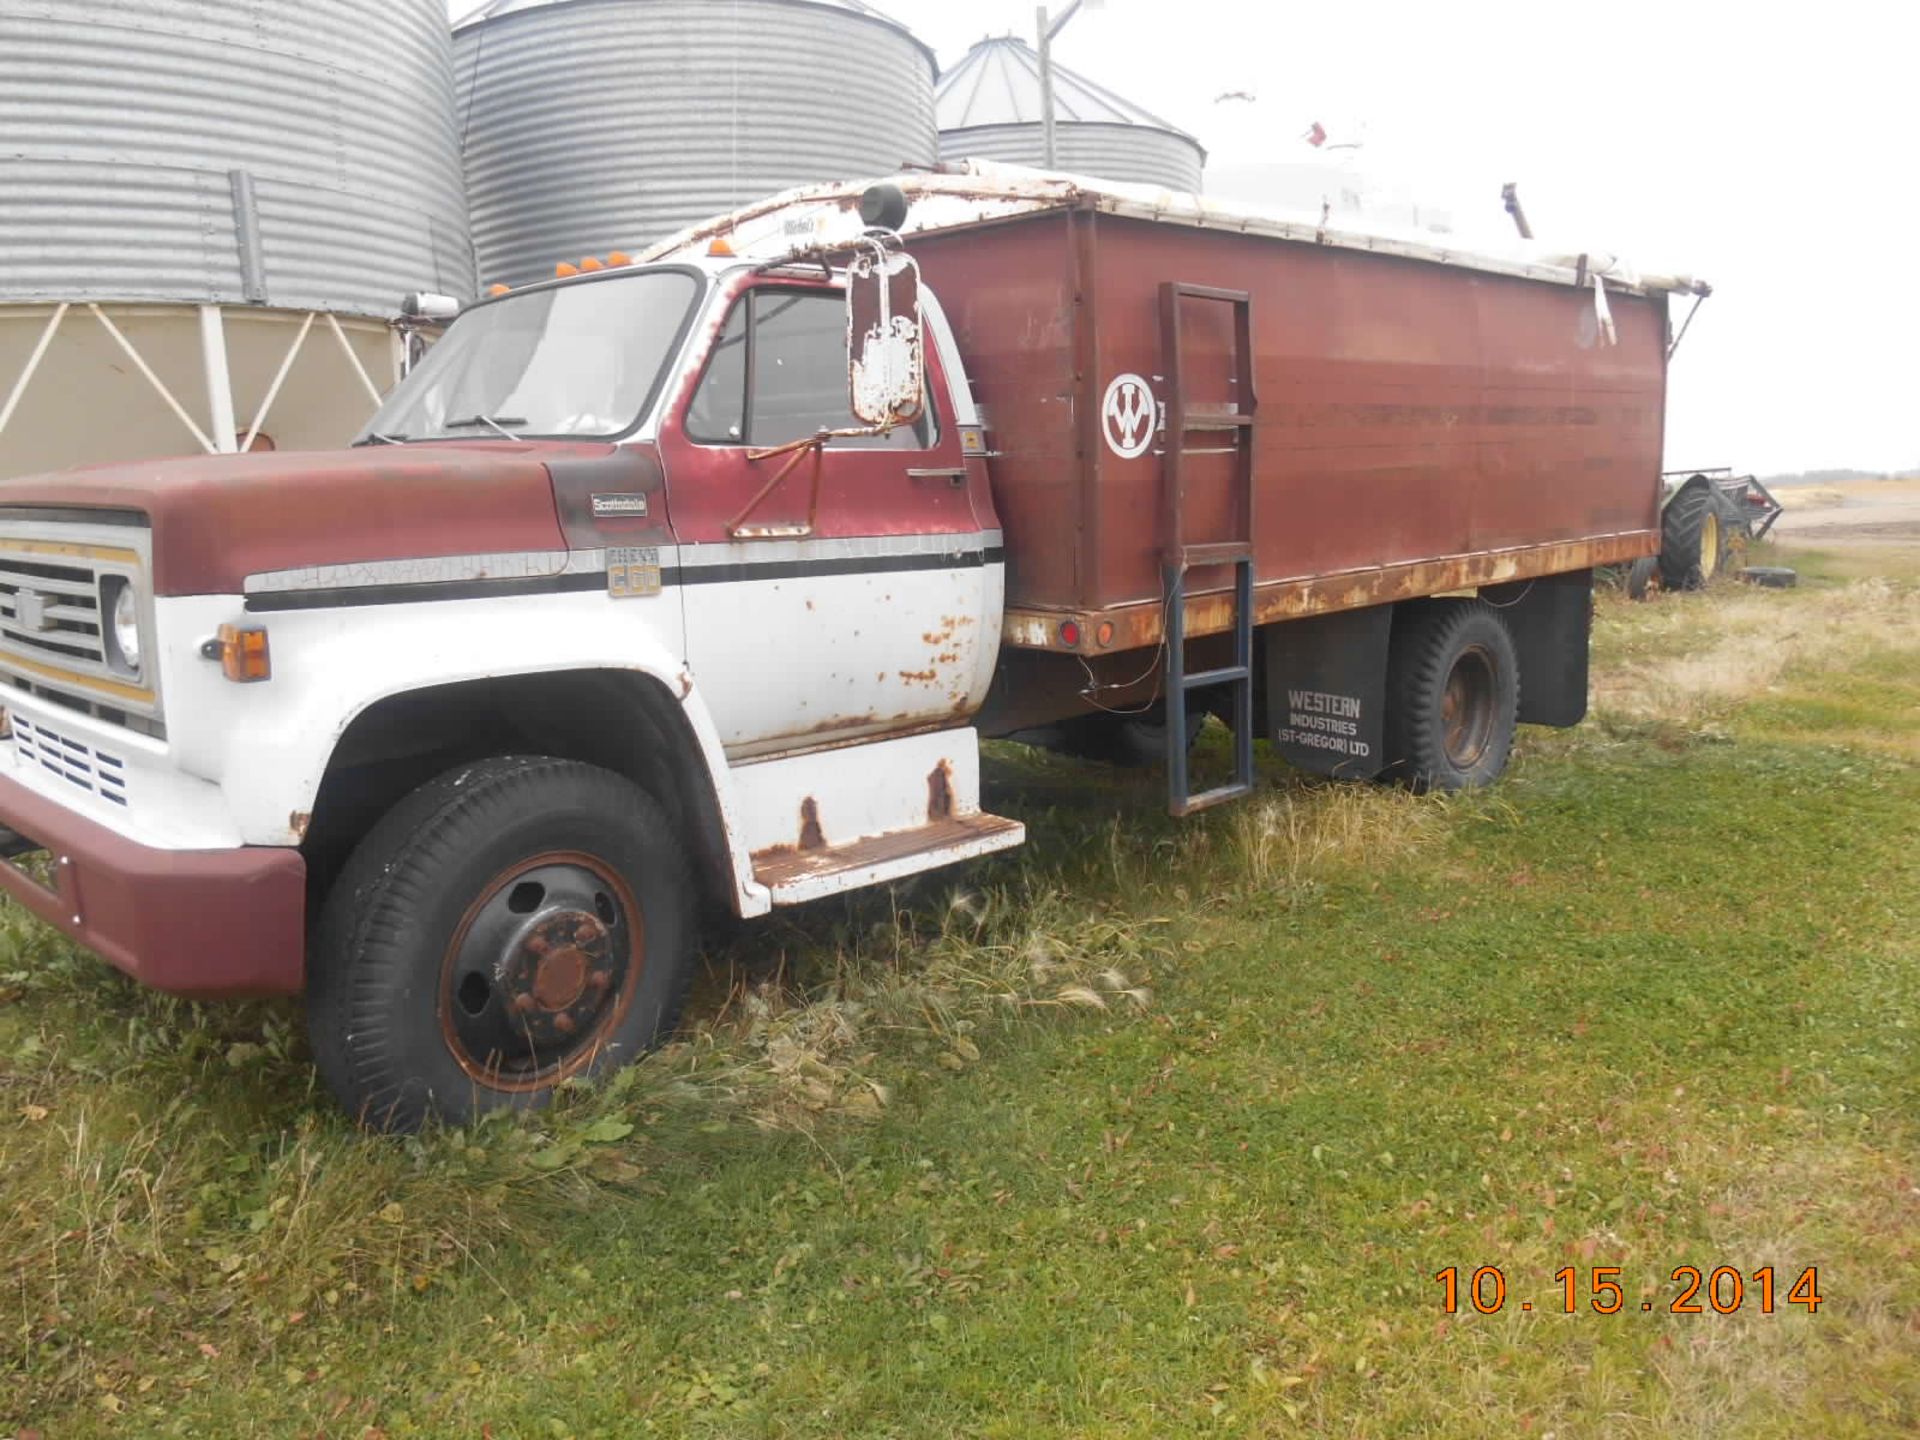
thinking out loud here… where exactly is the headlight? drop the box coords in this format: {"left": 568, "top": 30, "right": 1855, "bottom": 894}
{"left": 102, "top": 577, "right": 141, "bottom": 675}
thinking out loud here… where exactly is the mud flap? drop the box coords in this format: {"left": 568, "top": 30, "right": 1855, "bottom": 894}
{"left": 1259, "top": 605, "right": 1392, "bottom": 779}
{"left": 1480, "top": 569, "right": 1592, "bottom": 727}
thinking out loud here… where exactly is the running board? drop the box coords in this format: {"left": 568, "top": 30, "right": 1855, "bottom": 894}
{"left": 728, "top": 728, "right": 1024, "bottom": 907}
{"left": 754, "top": 812, "right": 1025, "bottom": 906}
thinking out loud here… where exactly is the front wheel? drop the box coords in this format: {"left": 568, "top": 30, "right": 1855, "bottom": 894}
{"left": 307, "top": 757, "right": 695, "bottom": 1131}
{"left": 1380, "top": 602, "right": 1520, "bottom": 793}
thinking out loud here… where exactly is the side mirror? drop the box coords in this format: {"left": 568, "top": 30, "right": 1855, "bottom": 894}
{"left": 846, "top": 240, "right": 925, "bottom": 429}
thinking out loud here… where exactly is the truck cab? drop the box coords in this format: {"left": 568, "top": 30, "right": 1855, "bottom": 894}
{"left": 0, "top": 241, "right": 1024, "bottom": 1130}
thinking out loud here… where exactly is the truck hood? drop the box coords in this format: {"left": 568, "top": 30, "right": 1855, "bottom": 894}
{"left": 0, "top": 442, "right": 605, "bottom": 596}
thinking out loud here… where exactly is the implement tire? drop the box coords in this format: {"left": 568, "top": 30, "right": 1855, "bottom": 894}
{"left": 1660, "top": 477, "right": 1724, "bottom": 590}
{"left": 307, "top": 757, "right": 695, "bottom": 1132}
{"left": 1381, "top": 602, "right": 1520, "bottom": 793}
{"left": 1625, "top": 555, "right": 1661, "bottom": 601}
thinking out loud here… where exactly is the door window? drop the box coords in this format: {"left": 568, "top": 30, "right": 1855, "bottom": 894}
{"left": 685, "top": 289, "right": 933, "bottom": 450}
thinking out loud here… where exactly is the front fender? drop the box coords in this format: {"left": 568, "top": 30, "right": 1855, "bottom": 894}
{"left": 156, "top": 590, "right": 752, "bottom": 907}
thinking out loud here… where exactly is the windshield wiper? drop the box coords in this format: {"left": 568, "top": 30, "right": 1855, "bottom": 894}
{"left": 444, "top": 413, "right": 530, "bottom": 441}
{"left": 355, "top": 430, "right": 408, "bottom": 446}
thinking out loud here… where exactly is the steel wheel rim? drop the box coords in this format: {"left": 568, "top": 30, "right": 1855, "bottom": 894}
{"left": 438, "top": 850, "right": 644, "bottom": 1092}
{"left": 1440, "top": 644, "right": 1497, "bottom": 769}
{"left": 1700, "top": 511, "right": 1721, "bottom": 580}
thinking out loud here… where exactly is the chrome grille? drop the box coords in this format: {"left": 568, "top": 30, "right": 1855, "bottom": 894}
{"left": 12, "top": 713, "right": 129, "bottom": 807}
{"left": 0, "top": 517, "right": 159, "bottom": 726}
{"left": 0, "top": 554, "right": 106, "bottom": 667}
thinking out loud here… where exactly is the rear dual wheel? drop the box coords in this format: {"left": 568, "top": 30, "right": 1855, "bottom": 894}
{"left": 307, "top": 757, "right": 695, "bottom": 1132}
{"left": 1381, "top": 602, "right": 1520, "bottom": 793}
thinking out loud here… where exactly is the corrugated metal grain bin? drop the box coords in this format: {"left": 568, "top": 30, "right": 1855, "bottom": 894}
{"left": 0, "top": 0, "right": 472, "bottom": 315}
{"left": 936, "top": 36, "right": 1204, "bottom": 193}
{"left": 454, "top": 0, "right": 939, "bottom": 289}
{"left": 0, "top": 0, "right": 472, "bottom": 478}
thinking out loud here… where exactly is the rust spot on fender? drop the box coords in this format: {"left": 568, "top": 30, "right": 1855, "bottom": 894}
{"left": 898, "top": 668, "right": 937, "bottom": 684}
{"left": 289, "top": 810, "right": 311, "bottom": 842}
{"left": 799, "top": 797, "right": 826, "bottom": 851}
{"left": 676, "top": 668, "right": 694, "bottom": 699}
{"left": 927, "top": 760, "right": 953, "bottom": 821}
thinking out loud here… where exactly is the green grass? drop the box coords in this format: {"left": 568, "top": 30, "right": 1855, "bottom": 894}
{"left": 4, "top": 558, "right": 1919, "bottom": 1438}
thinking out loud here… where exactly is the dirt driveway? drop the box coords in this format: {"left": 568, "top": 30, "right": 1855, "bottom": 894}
{"left": 1772, "top": 478, "right": 1920, "bottom": 546}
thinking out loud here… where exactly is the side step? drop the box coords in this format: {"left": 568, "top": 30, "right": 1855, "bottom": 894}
{"left": 754, "top": 812, "right": 1025, "bottom": 906}
{"left": 729, "top": 727, "right": 1024, "bottom": 907}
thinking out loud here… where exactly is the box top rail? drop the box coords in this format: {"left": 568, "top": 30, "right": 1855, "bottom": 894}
{"left": 638, "top": 159, "right": 1710, "bottom": 300}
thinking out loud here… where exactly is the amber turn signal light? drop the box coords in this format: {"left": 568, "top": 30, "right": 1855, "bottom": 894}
{"left": 216, "top": 624, "right": 271, "bottom": 683}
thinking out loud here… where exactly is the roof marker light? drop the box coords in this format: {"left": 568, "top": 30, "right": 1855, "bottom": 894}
{"left": 708, "top": 236, "right": 736, "bottom": 257}
{"left": 488, "top": 283, "right": 510, "bottom": 297}
{"left": 607, "top": 250, "right": 632, "bottom": 266}
{"left": 555, "top": 261, "right": 580, "bottom": 278}
{"left": 579, "top": 256, "right": 604, "bottom": 272}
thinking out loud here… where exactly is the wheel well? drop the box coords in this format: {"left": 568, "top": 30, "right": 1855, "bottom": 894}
{"left": 301, "top": 670, "right": 734, "bottom": 920}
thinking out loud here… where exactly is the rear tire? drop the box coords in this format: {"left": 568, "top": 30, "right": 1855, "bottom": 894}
{"left": 307, "top": 756, "right": 695, "bottom": 1132}
{"left": 1381, "top": 602, "right": 1520, "bottom": 793}
{"left": 1660, "top": 478, "right": 1724, "bottom": 590}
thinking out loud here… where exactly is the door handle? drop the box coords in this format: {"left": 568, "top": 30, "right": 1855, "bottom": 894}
{"left": 906, "top": 467, "right": 968, "bottom": 488}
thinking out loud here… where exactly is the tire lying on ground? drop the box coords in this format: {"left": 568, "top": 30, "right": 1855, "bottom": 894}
{"left": 307, "top": 756, "right": 696, "bottom": 1132}
{"left": 1380, "top": 600, "right": 1520, "bottom": 793}
{"left": 1740, "top": 565, "right": 1798, "bottom": 589}
{"left": 1659, "top": 475, "right": 1725, "bottom": 590}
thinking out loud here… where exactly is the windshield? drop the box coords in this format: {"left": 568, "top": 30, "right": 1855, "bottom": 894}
{"left": 359, "top": 269, "right": 701, "bottom": 442}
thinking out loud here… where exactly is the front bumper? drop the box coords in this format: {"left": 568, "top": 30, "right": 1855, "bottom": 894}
{"left": 0, "top": 769, "right": 306, "bottom": 997}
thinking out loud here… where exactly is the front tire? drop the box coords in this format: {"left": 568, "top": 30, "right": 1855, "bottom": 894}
{"left": 307, "top": 757, "right": 695, "bottom": 1132}
{"left": 1381, "top": 602, "right": 1520, "bottom": 793}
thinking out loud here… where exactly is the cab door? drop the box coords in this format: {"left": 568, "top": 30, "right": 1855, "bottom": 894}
{"left": 657, "top": 281, "right": 998, "bottom": 756}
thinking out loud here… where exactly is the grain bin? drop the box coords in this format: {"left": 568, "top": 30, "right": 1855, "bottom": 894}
{"left": 0, "top": 0, "right": 473, "bottom": 479}
{"left": 936, "top": 36, "right": 1204, "bottom": 193}
{"left": 454, "top": 0, "right": 939, "bottom": 289}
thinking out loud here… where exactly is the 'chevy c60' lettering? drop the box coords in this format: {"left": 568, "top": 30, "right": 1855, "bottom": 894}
{"left": 607, "top": 546, "right": 662, "bottom": 598}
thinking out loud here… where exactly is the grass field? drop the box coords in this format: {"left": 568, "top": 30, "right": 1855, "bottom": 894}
{"left": 4, "top": 542, "right": 1917, "bottom": 1438}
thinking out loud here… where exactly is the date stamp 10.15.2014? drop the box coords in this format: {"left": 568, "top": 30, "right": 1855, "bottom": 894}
{"left": 1435, "top": 1265, "right": 1823, "bottom": 1316}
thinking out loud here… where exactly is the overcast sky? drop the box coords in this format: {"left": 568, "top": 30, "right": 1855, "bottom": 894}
{"left": 452, "top": 0, "right": 1917, "bottom": 475}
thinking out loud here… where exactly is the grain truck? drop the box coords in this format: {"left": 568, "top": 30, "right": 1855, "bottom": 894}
{"left": 0, "top": 164, "right": 1704, "bottom": 1127}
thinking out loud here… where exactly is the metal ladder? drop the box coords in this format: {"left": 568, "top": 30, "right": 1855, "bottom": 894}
{"left": 1158, "top": 282, "right": 1257, "bottom": 816}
